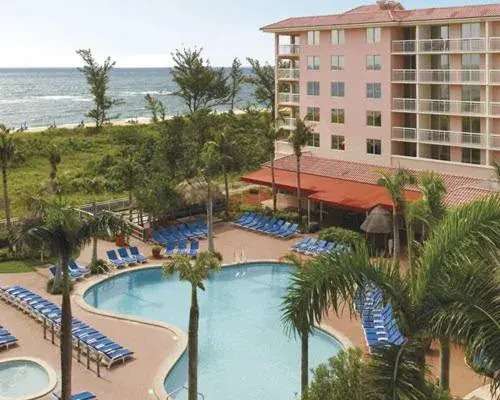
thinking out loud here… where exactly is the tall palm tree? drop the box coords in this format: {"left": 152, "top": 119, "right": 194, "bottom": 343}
{"left": 16, "top": 197, "right": 125, "bottom": 400}
{"left": 48, "top": 145, "right": 62, "bottom": 195}
{"left": 281, "top": 253, "right": 313, "bottom": 398}
{"left": 163, "top": 252, "right": 221, "bottom": 400}
{"left": 0, "top": 124, "right": 15, "bottom": 252}
{"left": 375, "top": 168, "right": 416, "bottom": 267}
{"left": 288, "top": 118, "right": 313, "bottom": 220}
{"left": 284, "top": 195, "right": 500, "bottom": 396}
{"left": 213, "top": 125, "right": 237, "bottom": 220}
{"left": 109, "top": 156, "right": 144, "bottom": 221}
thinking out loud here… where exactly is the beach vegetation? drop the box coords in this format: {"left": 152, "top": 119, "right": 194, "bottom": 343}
{"left": 144, "top": 94, "right": 166, "bottom": 122}
{"left": 246, "top": 58, "right": 276, "bottom": 118}
{"left": 228, "top": 57, "right": 245, "bottom": 112}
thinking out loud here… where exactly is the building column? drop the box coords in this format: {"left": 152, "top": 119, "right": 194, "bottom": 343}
{"left": 415, "top": 25, "right": 421, "bottom": 159}
{"left": 307, "top": 199, "right": 311, "bottom": 227}
{"left": 485, "top": 21, "right": 491, "bottom": 166}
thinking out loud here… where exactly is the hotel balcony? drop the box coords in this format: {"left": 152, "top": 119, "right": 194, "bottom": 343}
{"left": 392, "top": 127, "right": 417, "bottom": 141}
{"left": 491, "top": 102, "right": 500, "bottom": 117}
{"left": 419, "top": 69, "right": 486, "bottom": 84}
{"left": 392, "top": 69, "right": 416, "bottom": 83}
{"left": 419, "top": 99, "right": 486, "bottom": 116}
{"left": 490, "top": 38, "right": 500, "bottom": 52}
{"left": 491, "top": 70, "right": 500, "bottom": 84}
{"left": 277, "top": 68, "right": 300, "bottom": 81}
{"left": 392, "top": 40, "right": 417, "bottom": 54}
{"left": 278, "top": 117, "right": 297, "bottom": 130}
{"left": 419, "top": 38, "right": 486, "bottom": 53}
{"left": 490, "top": 135, "right": 500, "bottom": 149}
{"left": 278, "top": 92, "right": 300, "bottom": 106}
{"left": 278, "top": 45, "right": 300, "bottom": 57}
{"left": 393, "top": 98, "right": 417, "bottom": 112}
{"left": 419, "top": 129, "right": 486, "bottom": 148}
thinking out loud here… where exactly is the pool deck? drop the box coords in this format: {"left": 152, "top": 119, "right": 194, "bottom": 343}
{"left": 0, "top": 223, "right": 488, "bottom": 399}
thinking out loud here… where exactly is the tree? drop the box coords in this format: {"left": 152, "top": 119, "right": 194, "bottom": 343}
{"left": 144, "top": 94, "right": 166, "bottom": 122}
{"left": 285, "top": 195, "right": 500, "bottom": 397}
{"left": 228, "top": 58, "right": 245, "bottom": 112}
{"left": 0, "top": 124, "right": 15, "bottom": 252}
{"left": 246, "top": 58, "right": 276, "bottom": 118}
{"left": 259, "top": 112, "right": 284, "bottom": 213}
{"left": 171, "top": 48, "right": 230, "bottom": 113}
{"left": 109, "top": 156, "right": 144, "bottom": 221}
{"left": 375, "top": 168, "right": 416, "bottom": 267}
{"left": 288, "top": 118, "right": 313, "bottom": 220}
{"left": 281, "top": 253, "right": 313, "bottom": 398}
{"left": 76, "top": 49, "right": 121, "bottom": 128}
{"left": 48, "top": 145, "right": 62, "bottom": 195}
{"left": 16, "top": 197, "right": 125, "bottom": 400}
{"left": 163, "top": 252, "right": 221, "bottom": 400}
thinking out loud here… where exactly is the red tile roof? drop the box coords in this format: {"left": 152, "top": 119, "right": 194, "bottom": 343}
{"left": 256, "top": 154, "right": 498, "bottom": 207}
{"left": 261, "top": 2, "right": 500, "bottom": 31}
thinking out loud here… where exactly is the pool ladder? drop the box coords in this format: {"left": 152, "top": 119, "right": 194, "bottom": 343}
{"left": 166, "top": 385, "right": 205, "bottom": 399}
{"left": 233, "top": 248, "right": 247, "bottom": 263}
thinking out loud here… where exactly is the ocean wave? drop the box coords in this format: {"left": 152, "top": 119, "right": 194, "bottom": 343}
{"left": 0, "top": 99, "right": 29, "bottom": 104}
{"left": 120, "top": 90, "right": 172, "bottom": 96}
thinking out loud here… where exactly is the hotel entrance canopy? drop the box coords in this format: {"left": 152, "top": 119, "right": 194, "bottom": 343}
{"left": 242, "top": 168, "right": 420, "bottom": 212}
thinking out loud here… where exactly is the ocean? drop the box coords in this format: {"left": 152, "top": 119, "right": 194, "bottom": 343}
{"left": 0, "top": 68, "right": 257, "bottom": 129}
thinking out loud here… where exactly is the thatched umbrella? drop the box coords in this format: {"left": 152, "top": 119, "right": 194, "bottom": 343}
{"left": 361, "top": 205, "right": 392, "bottom": 234}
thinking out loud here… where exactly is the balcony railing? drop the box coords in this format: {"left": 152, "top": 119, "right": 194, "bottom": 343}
{"left": 420, "top": 69, "right": 486, "bottom": 84}
{"left": 419, "top": 38, "right": 485, "bottom": 53}
{"left": 392, "top": 40, "right": 417, "bottom": 53}
{"left": 419, "top": 129, "right": 485, "bottom": 147}
{"left": 490, "top": 70, "right": 500, "bottom": 84}
{"left": 278, "top": 45, "right": 300, "bottom": 56}
{"left": 490, "top": 135, "right": 500, "bottom": 149}
{"left": 278, "top": 92, "right": 300, "bottom": 105}
{"left": 490, "top": 37, "right": 500, "bottom": 51}
{"left": 278, "top": 117, "right": 296, "bottom": 130}
{"left": 392, "top": 127, "right": 417, "bottom": 141}
{"left": 393, "top": 98, "right": 417, "bottom": 112}
{"left": 491, "top": 102, "right": 500, "bottom": 116}
{"left": 392, "top": 69, "right": 416, "bottom": 82}
{"left": 278, "top": 68, "right": 300, "bottom": 80}
{"left": 420, "top": 99, "right": 485, "bottom": 115}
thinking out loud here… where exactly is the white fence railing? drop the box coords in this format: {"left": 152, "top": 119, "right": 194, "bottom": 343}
{"left": 419, "top": 38, "right": 485, "bottom": 52}
{"left": 490, "top": 102, "right": 500, "bottom": 116}
{"left": 278, "top": 45, "right": 300, "bottom": 56}
{"left": 392, "top": 127, "right": 417, "bottom": 141}
{"left": 490, "top": 37, "right": 500, "bottom": 51}
{"left": 278, "top": 93, "right": 300, "bottom": 104}
{"left": 392, "top": 40, "right": 417, "bottom": 53}
{"left": 392, "top": 69, "right": 416, "bottom": 82}
{"left": 490, "top": 70, "right": 500, "bottom": 83}
{"left": 419, "top": 99, "right": 485, "bottom": 115}
{"left": 419, "top": 129, "right": 485, "bottom": 147}
{"left": 419, "top": 69, "right": 485, "bottom": 84}
{"left": 278, "top": 117, "right": 296, "bottom": 130}
{"left": 278, "top": 69, "right": 300, "bottom": 80}
{"left": 490, "top": 135, "right": 500, "bottom": 149}
{"left": 393, "top": 98, "right": 417, "bottom": 112}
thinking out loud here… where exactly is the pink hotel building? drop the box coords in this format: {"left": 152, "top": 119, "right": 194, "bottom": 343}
{"left": 261, "top": 1, "right": 500, "bottom": 181}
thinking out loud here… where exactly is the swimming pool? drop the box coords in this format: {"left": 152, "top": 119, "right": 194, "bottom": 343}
{"left": 84, "top": 263, "right": 343, "bottom": 400}
{"left": 0, "top": 358, "right": 57, "bottom": 400}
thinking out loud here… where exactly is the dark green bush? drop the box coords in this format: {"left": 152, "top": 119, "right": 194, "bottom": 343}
{"left": 89, "top": 259, "right": 110, "bottom": 275}
{"left": 46, "top": 277, "right": 74, "bottom": 295}
{"left": 318, "top": 227, "right": 364, "bottom": 249}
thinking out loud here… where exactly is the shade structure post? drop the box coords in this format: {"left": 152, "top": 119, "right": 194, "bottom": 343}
{"left": 307, "top": 198, "right": 311, "bottom": 227}
{"left": 320, "top": 202, "right": 323, "bottom": 224}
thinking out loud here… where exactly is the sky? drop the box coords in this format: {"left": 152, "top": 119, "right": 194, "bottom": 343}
{"left": 1, "top": 0, "right": 496, "bottom": 68}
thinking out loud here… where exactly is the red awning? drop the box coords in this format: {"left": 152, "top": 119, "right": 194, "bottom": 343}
{"left": 242, "top": 168, "right": 421, "bottom": 212}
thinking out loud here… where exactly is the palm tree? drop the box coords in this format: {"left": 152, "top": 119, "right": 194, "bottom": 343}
{"left": 285, "top": 195, "right": 500, "bottom": 396}
{"left": 0, "top": 124, "right": 15, "bottom": 252}
{"left": 213, "top": 125, "right": 237, "bottom": 220}
{"left": 48, "top": 145, "right": 62, "bottom": 195}
{"left": 16, "top": 197, "right": 126, "bottom": 400}
{"left": 375, "top": 168, "right": 416, "bottom": 267}
{"left": 163, "top": 252, "right": 221, "bottom": 400}
{"left": 288, "top": 118, "right": 313, "bottom": 220}
{"left": 281, "top": 253, "right": 313, "bottom": 398}
{"left": 109, "top": 156, "right": 144, "bottom": 221}
{"left": 260, "top": 113, "right": 284, "bottom": 213}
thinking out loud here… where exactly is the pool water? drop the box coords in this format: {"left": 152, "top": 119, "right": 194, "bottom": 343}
{"left": 84, "top": 263, "right": 343, "bottom": 400}
{"left": 0, "top": 360, "right": 50, "bottom": 399}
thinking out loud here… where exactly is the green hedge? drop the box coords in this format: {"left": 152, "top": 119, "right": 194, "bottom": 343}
{"left": 318, "top": 227, "right": 364, "bottom": 249}
{"left": 237, "top": 204, "right": 300, "bottom": 224}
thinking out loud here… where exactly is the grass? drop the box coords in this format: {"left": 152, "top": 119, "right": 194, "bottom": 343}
{"left": 0, "top": 257, "right": 58, "bottom": 273}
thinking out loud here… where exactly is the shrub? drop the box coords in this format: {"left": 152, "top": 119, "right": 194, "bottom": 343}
{"left": 211, "top": 251, "right": 223, "bottom": 262}
{"left": 152, "top": 246, "right": 163, "bottom": 259}
{"left": 318, "top": 227, "right": 364, "bottom": 249}
{"left": 89, "top": 259, "right": 110, "bottom": 275}
{"left": 0, "top": 231, "right": 10, "bottom": 248}
{"left": 46, "top": 277, "right": 74, "bottom": 295}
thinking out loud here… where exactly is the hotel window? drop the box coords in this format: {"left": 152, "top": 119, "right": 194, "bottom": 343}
{"left": 462, "top": 54, "right": 480, "bottom": 70}
{"left": 307, "top": 133, "right": 320, "bottom": 147}
{"left": 430, "top": 145, "right": 451, "bottom": 161}
{"left": 462, "top": 148, "right": 481, "bottom": 164}
{"left": 366, "top": 55, "right": 381, "bottom": 70}
{"left": 331, "top": 29, "right": 345, "bottom": 45}
{"left": 306, "top": 107, "right": 320, "bottom": 122}
{"left": 403, "top": 142, "right": 417, "bottom": 158}
{"left": 331, "top": 108, "right": 345, "bottom": 124}
{"left": 331, "top": 55, "right": 344, "bottom": 71}
{"left": 366, "top": 111, "right": 381, "bottom": 127}
{"left": 367, "top": 83, "right": 381, "bottom": 99}
{"left": 308, "top": 31, "right": 320, "bottom": 45}
{"left": 462, "top": 117, "right": 481, "bottom": 145}
{"left": 462, "top": 23, "right": 481, "bottom": 51}
{"left": 331, "top": 135, "right": 345, "bottom": 151}
{"left": 307, "top": 81, "right": 320, "bottom": 96}
{"left": 366, "top": 139, "right": 382, "bottom": 155}
{"left": 330, "top": 82, "right": 344, "bottom": 97}
{"left": 307, "top": 56, "right": 320, "bottom": 70}
{"left": 366, "top": 27, "right": 381, "bottom": 44}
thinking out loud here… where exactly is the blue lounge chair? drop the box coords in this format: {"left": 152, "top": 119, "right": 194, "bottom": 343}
{"left": 49, "top": 265, "right": 84, "bottom": 281}
{"left": 187, "top": 222, "right": 205, "bottom": 237}
{"left": 195, "top": 220, "right": 208, "bottom": 235}
{"left": 69, "top": 260, "right": 90, "bottom": 276}
{"left": 257, "top": 218, "right": 277, "bottom": 233}
{"left": 279, "top": 223, "right": 298, "bottom": 238}
{"left": 52, "top": 391, "right": 97, "bottom": 400}
{"left": 241, "top": 214, "right": 261, "bottom": 228}
{"left": 246, "top": 215, "right": 267, "bottom": 229}
{"left": 165, "top": 240, "right": 176, "bottom": 257}
{"left": 306, "top": 239, "right": 327, "bottom": 254}
{"left": 0, "top": 334, "right": 18, "bottom": 349}
{"left": 152, "top": 231, "right": 168, "bottom": 245}
{"left": 158, "top": 228, "right": 173, "bottom": 242}
{"left": 291, "top": 237, "right": 310, "bottom": 251}
{"left": 263, "top": 219, "right": 283, "bottom": 234}
{"left": 118, "top": 248, "right": 136, "bottom": 264}
{"left": 106, "top": 250, "right": 127, "bottom": 269}
{"left": 235, "top": 212, "right": 251, "bottom": 225}
{"left": 178, "top": 224, "right": 196, "bottom": 239}
{"left": 189, "top": 241, "right": 199, "bottom": 258}
{"left": 129, "top": 246, "right": 147, "bottom": 263}
{"left": 317, "top": 242, "right": 335, "bottom": 255}
{"left": 274, "top": 222, "right": 290, "bottom": 236}
{"left": 177, "top": 240, "right": 188, "bottom": 256}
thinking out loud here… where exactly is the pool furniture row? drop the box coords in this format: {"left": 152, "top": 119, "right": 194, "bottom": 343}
{"left": 106, "top": 246, "right": 147, "bottom": 268}
{"left": 165, "top": 240, "right": 199, "bottom": 258}
{"left": 152, "top": 220, "right": 207, "bottom": 245}
{"left": 356, "top": 285, "right": 405, "bottom": 353}
{"left": 233, "top": 212, "right": 298, "bottom": 239}
{"left": 49, "top": 260, "right": 91, "bottom": 281}
{"left": 0, "top": 286, "right": 134, "bottom": 368}
{"left": 0, "top": 323, "right": 18, "bottom": 350}
{"left": 291, "top": 237, "right": 349, "bottom": 256}
{"left": 52, "top": 392, "right": 97, "bottom": 400}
